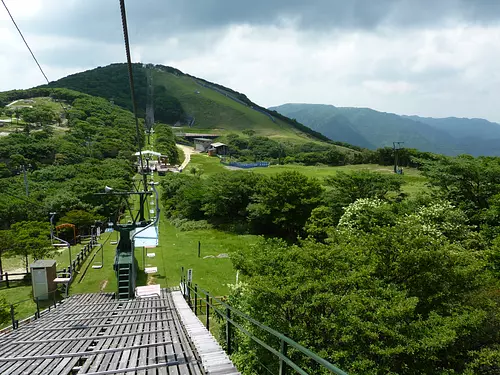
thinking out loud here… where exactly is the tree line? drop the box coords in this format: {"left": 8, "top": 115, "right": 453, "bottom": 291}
{"left": 219, "top": 133, "right": 440, "bottom": 168}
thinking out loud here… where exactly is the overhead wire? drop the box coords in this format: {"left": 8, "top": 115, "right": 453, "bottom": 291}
{"left": 1, "top": 0, "right": 49, "bottom": 84}
{"left": 1, "top": 0, "right": 68, "bottom": 115}
{"left": 2, "top": 190, "right": 46, "bottom": 210}
{"left": 118, "top": 0, "right": 148, "bottom": 193}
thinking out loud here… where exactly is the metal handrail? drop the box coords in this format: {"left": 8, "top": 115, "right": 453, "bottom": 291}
{"left": 182, "top": 278, "right": 348, "bottom": 375}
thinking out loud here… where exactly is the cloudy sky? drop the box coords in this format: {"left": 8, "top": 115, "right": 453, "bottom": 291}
{"left": 1, "top": 0, "right": 500, "bottom": 121}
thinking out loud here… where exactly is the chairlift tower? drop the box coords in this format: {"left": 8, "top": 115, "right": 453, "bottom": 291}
{"left": 393, "top": 141, "right": 404, "bottom": 174}
{"left": 145, "top": 65, "right": 155, "bottom": 145}
{"left": 97, "top": 182, "right": 159, "bottom": 299}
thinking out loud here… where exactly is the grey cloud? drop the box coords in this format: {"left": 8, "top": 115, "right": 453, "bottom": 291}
{"left": 25, "top": 0, "right": 500, "bottom": 43}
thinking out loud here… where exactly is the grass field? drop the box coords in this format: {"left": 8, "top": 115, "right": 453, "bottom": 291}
{"left": 188, "top": 154, "right": 428, "bottom": 195}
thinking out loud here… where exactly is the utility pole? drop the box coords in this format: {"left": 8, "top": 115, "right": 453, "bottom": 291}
{"left": 393, "top": 142, "right": 404, "bottom": 174}
{"left": 22, "top": 164, "right": 29, "bottom": 197}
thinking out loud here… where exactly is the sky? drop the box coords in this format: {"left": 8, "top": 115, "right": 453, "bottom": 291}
{"left": 1, "top": 0, "right": 500, "bottom": 122}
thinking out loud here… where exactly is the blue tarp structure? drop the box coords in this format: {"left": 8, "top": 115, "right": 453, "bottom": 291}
{"left": 133, "top": 225, "right": 159, "bottom": 247}
{"left": 227, "top": 161, "right": 269, "bottom": 168}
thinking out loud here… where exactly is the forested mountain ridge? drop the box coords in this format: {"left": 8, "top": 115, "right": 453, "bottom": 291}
{"left": 45, "top": 64, "right": 336, "bottom": 144}
{"left": 271, "top": 103, "right": 500, "bottom": 156}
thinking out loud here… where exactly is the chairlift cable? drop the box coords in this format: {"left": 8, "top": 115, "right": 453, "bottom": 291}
{"left": 118, "top": 0, "right": 148, "bottom": 193}
{"left": 1, "top": 0, "right": 49, "bottom": 84}
{"left": 2, "top": 190, "right": 46, "bottom": 210}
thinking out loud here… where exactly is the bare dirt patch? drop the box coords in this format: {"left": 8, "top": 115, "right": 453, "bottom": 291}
{"left": 99, "top": 280, "right": 108, "bottom": 291}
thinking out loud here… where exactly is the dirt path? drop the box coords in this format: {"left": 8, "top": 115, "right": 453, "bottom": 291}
{"left": 177, "top": 144, "right": 197, "bottom": 171}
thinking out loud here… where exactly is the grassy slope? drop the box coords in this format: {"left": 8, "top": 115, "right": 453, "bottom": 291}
{"left": 69, "top": 181, "right": 257, "bottom": 297}
{"left": 153, "top": 70, "right": 320, "bottom": 142}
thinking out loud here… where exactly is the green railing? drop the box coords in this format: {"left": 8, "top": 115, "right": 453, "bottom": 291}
{"left": 180, "top": 273, "right": 348, "bottom": 375}
{"left": 0, "top": 289, "right": 64, "bottom": 332}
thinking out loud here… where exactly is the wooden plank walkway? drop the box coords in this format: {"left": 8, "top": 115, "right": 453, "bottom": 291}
{"left": 0, "top": 290, "right": 205, "bottom": 374}
{"left": 171, "top": 291, "right": 240, "bottom": 375}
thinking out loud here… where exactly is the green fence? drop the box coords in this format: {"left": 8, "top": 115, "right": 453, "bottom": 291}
{"left": 181, "top": 272, "right": 348, "bottom": 375}
{"left": 1, "top": 289, "right": 64, "bottom": 332}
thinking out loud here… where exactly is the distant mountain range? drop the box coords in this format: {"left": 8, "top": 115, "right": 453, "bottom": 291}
{"left": 270, "top": 103, "right": 500, "bottom": 156}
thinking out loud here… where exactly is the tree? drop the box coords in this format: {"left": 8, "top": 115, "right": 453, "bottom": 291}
{"left": 325, "top": 170, "right": 403, "bottom": 203}
{"left": 202, "top": 172, "right": 264, "bottom": 225}
{"left": 4, "top": 107, "right": 13, "bottom": 121}
{"left": 242, "top": 129, "right": 255, "bottom": 137}
{"left": 304, "top": 205, "right": 337, "bottom": 241}
{"left": 231, "top": 207, "right": 498, "bottom": 374}
{"left": 21, "top": 105, "right": 56, "bottom": 127}
{"left": 322, "top": 170, "right": 403, "bottom": 225}
{"left": 58, "top": 210, "right": 103, "bottom": 235}
{"left": 248, "top": 171, "right": 323, "bottom": 239}
{"left": 11, "top": 221, "right": 52, "bottom": 273}
{"left": 14, "top": 108, "right": 21, "bottom": 125}
{"left": 422, "top": 155, "right": 500, "bottom": 226}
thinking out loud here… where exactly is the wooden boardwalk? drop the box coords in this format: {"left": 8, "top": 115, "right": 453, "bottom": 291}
{"left": 171, "top": 291, "right": 240, "bottom": 375}
{"left": 0, "top": 290, "right": 208, "bottom": 374}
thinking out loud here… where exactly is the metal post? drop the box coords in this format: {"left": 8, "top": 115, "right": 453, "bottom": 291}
{"left": 194, "top": 285, "right": 198, "bottom": 315}
{"left": 139, "top": 194, "right": 146, "bottom": 222}
{"left": 35, "top": 297, "right": 40, "bottom": 319}
{"left": 10, "top": 305, "right": 15, "bottom": 329}
{"left": 279, "top": 339, "right": 288, "bottom": 375}
{"left": 226, "top": 307, "right": 232, "bottom": 354}
{"left": 206, "top": 292, "right": 210, "bottom": 331}
{"left": 53, "top": 290, "right": 57, "bottom": 308}
{"left": 199, "top": 289, "right": 202, "bottom": 315}
{"left": 68, "top": 245, "right": 72, "bottom": 272}
{"left": 198, "top": 241, "right": 201, "bottom": 258}
{"left": 5, "top": 272, "right": 9, "bottom": 288}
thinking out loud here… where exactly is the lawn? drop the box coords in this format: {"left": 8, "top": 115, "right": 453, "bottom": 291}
{"left": 187, "top": 154, "right": 427, "bottom": 195}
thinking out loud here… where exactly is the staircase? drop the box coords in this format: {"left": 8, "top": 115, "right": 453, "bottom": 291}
{"left": 117, "top": 264, "right": 131, "bottom": 299}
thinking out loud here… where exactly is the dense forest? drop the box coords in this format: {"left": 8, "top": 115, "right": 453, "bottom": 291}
{"left": 161, "top": 156, "right": 500, "bottom": 374}
{"left": 0, "top": 87, "right": 178, "bottom": 274}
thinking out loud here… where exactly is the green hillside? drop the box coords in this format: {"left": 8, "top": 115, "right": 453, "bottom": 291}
{"left": 45, "top": 64, "right": 337, "bottom": 145}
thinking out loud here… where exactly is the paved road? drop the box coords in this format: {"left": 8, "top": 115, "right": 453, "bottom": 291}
{"left": 177, "top": 144, "right": 196, "bottom": 171}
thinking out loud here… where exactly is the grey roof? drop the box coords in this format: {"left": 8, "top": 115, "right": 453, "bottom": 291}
{"left": 30, "top": 259, "right": 56, "bottom": 268}
{"left": 210, "top": 142, "right": 226, "bottom": 148}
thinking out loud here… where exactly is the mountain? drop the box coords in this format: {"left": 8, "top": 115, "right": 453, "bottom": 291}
{"left": 45, "top": 64, "right": 332, "bottom": 144}
{"left": 270, "top": 103, "right": 500, "bottom": 156}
